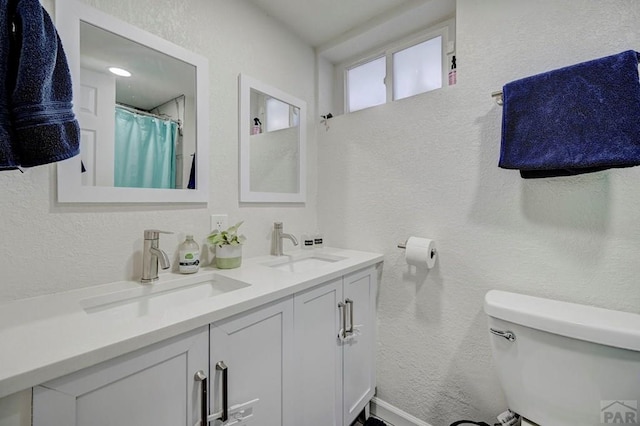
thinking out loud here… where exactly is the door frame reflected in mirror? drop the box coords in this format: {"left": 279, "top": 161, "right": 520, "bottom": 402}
{"left": 238, "top": 74, "right": 307, "bottom": 203}
{"left": 55, "top": 0, "right": 209, "bottom": 203}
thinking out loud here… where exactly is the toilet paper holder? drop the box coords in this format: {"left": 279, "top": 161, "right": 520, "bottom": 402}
{"left": 397, "top": 240, "right": 437, "bottom": 258}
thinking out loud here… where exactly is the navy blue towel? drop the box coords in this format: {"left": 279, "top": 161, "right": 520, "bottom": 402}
{"left": 0, "top": 0, "right": 15, "bottom": 169}
{"left": 0, "top": 0, "right": 80, "bottom": 170}
{"left": 499, "top": 50, "right": 640, "bottom": 178}
{"left": 187, "top": 154, "right": 196, "bottom": 189}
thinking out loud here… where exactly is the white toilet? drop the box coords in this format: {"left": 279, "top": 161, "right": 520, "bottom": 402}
{"left": 484, "top": 290, "right": 640, "bottom": 426}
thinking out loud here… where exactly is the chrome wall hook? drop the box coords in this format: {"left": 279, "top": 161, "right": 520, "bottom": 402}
{"left": 491, "top": 91, "right": 503, "bottom": 106}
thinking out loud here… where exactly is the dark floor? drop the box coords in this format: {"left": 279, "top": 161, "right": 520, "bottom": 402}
{"left": 352, "top": 416, "right": 389, "bottom": 426}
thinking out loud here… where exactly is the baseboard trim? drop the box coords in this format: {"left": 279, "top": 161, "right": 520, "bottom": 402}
{"left": 370, "top": 397, "right": 433, "bottom": 426}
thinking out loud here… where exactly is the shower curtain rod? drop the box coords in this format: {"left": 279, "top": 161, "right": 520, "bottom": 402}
{"left": 116, "top": 103, "right": 182, "bottom": 127}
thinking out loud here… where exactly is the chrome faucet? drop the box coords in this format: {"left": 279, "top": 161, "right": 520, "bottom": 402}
{"left": 141, "top": 229, "right": 172, "bottom": 282}
{"left": 271, "top": 222, "right": 298, "bottom": 256}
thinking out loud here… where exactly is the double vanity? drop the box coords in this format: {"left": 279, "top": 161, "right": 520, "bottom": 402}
{"left": 3, "top": 1, "right": 384, "bottom": 424}
{"left": 0, "top": 248, "right": 382, "bottom": 426}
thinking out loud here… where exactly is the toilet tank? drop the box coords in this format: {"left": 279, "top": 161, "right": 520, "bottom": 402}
{"left": 484, "top": 290, "right": 640, "bottom": 426}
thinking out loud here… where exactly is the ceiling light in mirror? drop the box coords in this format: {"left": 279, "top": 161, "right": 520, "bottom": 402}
{"left": 108, "top": 67, "right": 131, "bottom": 77}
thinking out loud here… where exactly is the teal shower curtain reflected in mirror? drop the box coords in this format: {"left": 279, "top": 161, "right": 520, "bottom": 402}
{"left": 114, "top": 107, "right": 177, "bottom": 189}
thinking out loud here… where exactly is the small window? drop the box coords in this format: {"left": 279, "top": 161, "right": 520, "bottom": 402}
{"left": 340, "top": 26, "right": 449, "bottom": 113}
{"left": 393, "top": 36, "right": 442, "bottom": 100}
{"left": 266, "top": 97, "right": 291, "bottom": 132}
{"left": 347, "top": 56, "right": 386, "bottom": 113}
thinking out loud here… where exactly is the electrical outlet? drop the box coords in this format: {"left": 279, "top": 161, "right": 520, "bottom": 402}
{"left": 211, "top": 214, "right": 228, "bottom": 233}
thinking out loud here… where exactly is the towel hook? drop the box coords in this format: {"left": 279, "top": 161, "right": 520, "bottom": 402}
{"left": 491, "top": 91, "right": 503, "bottom": 106}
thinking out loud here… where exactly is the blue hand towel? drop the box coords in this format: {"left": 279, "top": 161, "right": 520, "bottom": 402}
{"left": 187, "top": 154, "right": 196, "bottom": 189}
{"left": 498, "top": 50, "right": 640, "bottom": 178}
{"left": 0, "top": 0, "right": 80, "bottom": 170}
{"left": 0, "top": 0, "right": 16, "bottom": 169}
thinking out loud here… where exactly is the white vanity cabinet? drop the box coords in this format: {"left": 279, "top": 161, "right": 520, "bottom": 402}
{"left": 33, "top": 326, "right": 209, "bottom": 426}
{"left": 208, "top": 297, "right": 294, "bottom": 426}
{"left": 293, "top": 266, "right": 377, "bottom": 426}
{"left": 31, "top": 299, "right": 295, "bottom": 426}
{"left": 28, "top": 261, "right": 380, "bottom": 426}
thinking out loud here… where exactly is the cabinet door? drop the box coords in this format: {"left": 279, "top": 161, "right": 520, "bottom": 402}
{"left": 293, "top": 278, "right": 343, "bottom": 426}
{"left": 33, "top": 327, "right": 208, "bottom": 426}
{"left": 209, "top": 297, "right": 293, "bottom": 426}
{"left": 342, "top": 267, "right": 377, "bottom": 426}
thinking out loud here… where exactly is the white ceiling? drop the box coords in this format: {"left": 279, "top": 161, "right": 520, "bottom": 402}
{"left": 246, "top": 0, "right": 455, "bottom": 62}
{"left": 246, "top": 0, "right": 415, "bottom": 47}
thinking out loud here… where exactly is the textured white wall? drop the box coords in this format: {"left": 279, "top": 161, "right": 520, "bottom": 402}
{"left": 0, "top": 0, "right": 317, "bottom": 303}
{"left": 318, "top": 0, "right": 640, "bottom": 424}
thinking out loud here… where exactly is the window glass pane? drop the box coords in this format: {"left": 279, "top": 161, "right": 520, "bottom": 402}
{"left": 393, "top": 36, "right": 442, "bottom": 100}
{"left": 347, "top": 57, "right": 386, "bottom": 112}
{"left": 266, "top": 97, "right": 290, "bottom": 132}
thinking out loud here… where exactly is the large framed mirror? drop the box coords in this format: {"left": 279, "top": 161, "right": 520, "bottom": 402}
{"left": 239, "top": 74, "right": 306, "bottom": 203}
{"left": 55, "top": 0, "right": 209, "bottom": 203}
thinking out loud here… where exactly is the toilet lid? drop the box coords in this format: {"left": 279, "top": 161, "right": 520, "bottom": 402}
{"left": 450, "top": 421, "right": 491, "bottom": 426}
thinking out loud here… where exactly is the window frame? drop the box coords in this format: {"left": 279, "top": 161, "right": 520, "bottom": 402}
{"left": 341, "top": 25, "right": 450, "bottom": 114}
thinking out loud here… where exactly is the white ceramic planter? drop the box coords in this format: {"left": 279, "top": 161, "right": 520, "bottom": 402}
{"left": 215, "top": 244, "right": 242, "bottom": 269}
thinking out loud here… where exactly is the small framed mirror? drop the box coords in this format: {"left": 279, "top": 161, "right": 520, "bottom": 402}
{"left": 55, "top": 0, "right": 209, "bottom": 203}
{"left": 239, "top": 74, "right": 306, "bottom": 203}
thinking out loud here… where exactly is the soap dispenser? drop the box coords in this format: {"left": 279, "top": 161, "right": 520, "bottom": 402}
{"left": 178, "top": 235, "right": 200, "bottom": 274}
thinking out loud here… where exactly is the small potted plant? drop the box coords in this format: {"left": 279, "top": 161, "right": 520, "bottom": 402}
{"left": 207, "top": 221, "right": 246, "bottom": 269}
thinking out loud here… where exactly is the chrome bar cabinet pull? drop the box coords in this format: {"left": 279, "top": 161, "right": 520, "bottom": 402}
{"left": 338, "top": 302, "right": 346, "bottom": 339}
{"left": 194, "top": 370, "right": 208, "bottom": 426}
{"left": 216, "top": 361, "right": 229, "bottom": 422}
{"left": 345, "top": 299, "right": 354, "bottom": 335}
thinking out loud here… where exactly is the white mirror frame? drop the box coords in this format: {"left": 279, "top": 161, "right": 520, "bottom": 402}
{"left": 239, "top": 74, "right": 307, "bottom": 203}
{"left": 55, "top": 0, "right": 210, "bottom": 203}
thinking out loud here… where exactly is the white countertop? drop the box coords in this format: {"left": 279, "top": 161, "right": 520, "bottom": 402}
{"left": 0, "top": 247, "right": 383, "bottom": 399}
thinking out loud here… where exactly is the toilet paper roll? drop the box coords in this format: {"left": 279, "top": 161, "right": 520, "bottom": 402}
{"left": 405, "top": 237, "right": 436, "bottom": 269}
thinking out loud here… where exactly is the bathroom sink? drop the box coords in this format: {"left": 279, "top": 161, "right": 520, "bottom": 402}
{"left": 261, "top": 252, "right": 347, "bottom": 273}
{"left": 80, "top": 276, "right": 249, "bottom": 321}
